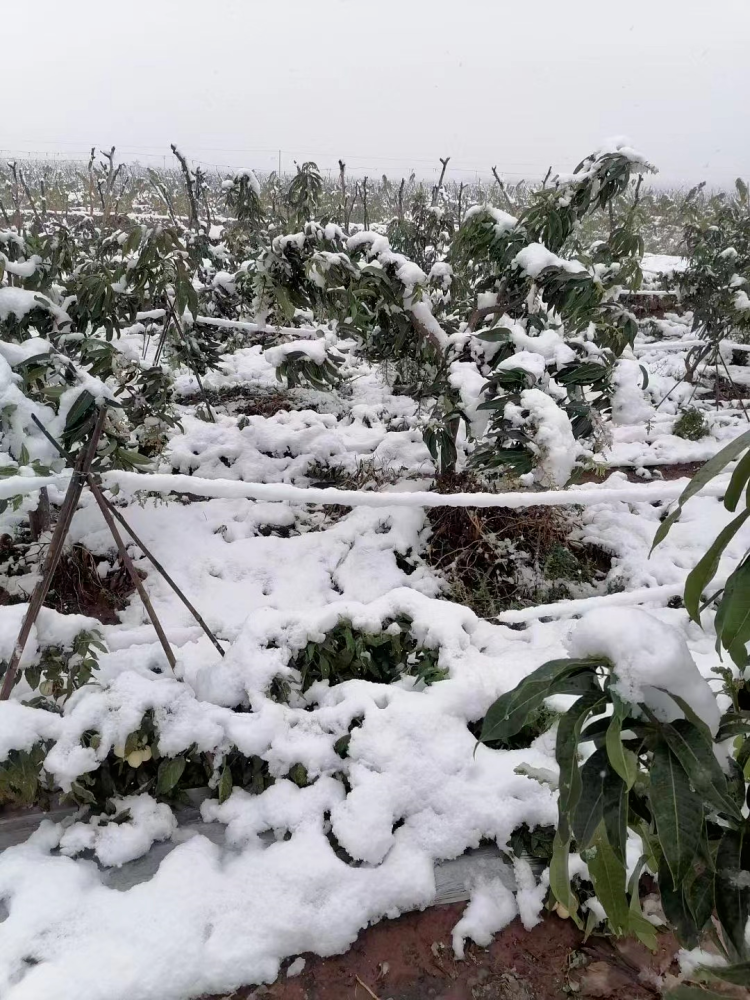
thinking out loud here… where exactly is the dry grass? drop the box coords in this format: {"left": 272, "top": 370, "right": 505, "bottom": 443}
{"left": 426, "top": 472, "right": 610, "bottom": 617}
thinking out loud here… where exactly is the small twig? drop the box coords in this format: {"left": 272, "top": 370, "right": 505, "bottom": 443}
{"left": 431, "top": 156, "right": 450, "bottom": 207}
{"left": 89, "top": 485, "right": 177, "bottom": 672}
{"left": 354, "top": 975, "right": 381, "bottom": 1000}
{"left": 491, "top": 166, "right": 513, "bottom": 212}
{"left": 165, "top": 299, "right": 216, "bottom": 422}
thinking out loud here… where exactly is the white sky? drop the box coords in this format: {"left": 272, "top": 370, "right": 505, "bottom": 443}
{"left": 4, "top": 0, "right": 749, "bottom": 187}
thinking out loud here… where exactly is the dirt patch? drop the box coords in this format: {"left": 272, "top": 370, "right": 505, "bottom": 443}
{"left": 197, "top": 384, "right": 306, "bottom": 418}
{"left": 1, "top": 542, "right": 137, "bottom": 625}
{"left": 206, "top": 907, "right": 684, "bottom": 1000}
{"left": 46, "top": 545, "right": 137, "bottom": 623}
{"left": 575, "top": 463, "right": 704, "bottom": 485}
{"left": 425, "top": 473, "right": 610, "bottom": 618}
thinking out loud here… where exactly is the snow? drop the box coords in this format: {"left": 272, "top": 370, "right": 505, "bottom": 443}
{"left": 504, "top": 388, "right": 578, "bottom": 487}
{"left": 2, "top": 208, "right": 750, "bottom": 999}
{"left": 611, "top": 358, "right": 653, "bottom": 425}
{"left": 0, "top": 287, "right": 70, "bottom": 325}
{"left": 495, "top": 351, "right": 547, "bottom": 382}
{"left": 452, "top": 878, "right": 518, "bottom": 958}
{"left": 513, "top": 243, "right": 586, "bottom": 279}
{"left": 567, "top": 608, "right": 721, "bottom": 733}
{"left": 58, "top": 795, "right": 176, "bottom": 867}
{"left": 641, "top": 253, "right": 687, "bottom": 275}
{"left": 262, "top": 339, "right": 328, "bottom": 367}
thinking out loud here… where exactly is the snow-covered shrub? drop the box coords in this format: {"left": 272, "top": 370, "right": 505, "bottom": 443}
{"left": 673, "top": 406, "right": 709, "bottom": 441}
{"left": 480, "top": 607, "right": 745, "bottom": 958}
{"left": 283, "top": 615, "right": 447, "bottom": 698}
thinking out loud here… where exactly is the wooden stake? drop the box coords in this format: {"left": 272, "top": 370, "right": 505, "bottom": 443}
{"left": 0, "top": 408, "right": 107, "bottom": 701}
{"left": 29, "top": 414, "right": 225, "bottom": 658}
{"left": 88, "top": 485, "right": 177, "bottom": 672}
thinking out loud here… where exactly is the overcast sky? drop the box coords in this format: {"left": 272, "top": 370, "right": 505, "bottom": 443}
{"left": 4, "top": 0, "right": 748, "bottom": 187}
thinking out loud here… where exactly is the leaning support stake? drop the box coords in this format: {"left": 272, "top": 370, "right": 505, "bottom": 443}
{"left": 29, "top": 414, "right": 225, "bottom": 658}
{"left": 88, "top": 486, "right": 177, "bottom": 673}
{"left": 87, "top": 479, "right": 225, "bottom": 658}
{"left": 0, "top": 407, "right": 107, "bottom": 701}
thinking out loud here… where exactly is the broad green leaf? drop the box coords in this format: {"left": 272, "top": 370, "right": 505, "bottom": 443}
{"left": 700, "top": 961, "right": 750, "bottom": 987}
{"left": 64, "top": 389, "right": 96, "bottom": 434}
{"left": 684, "top": 509, "right": 750, "bottom": 622}
{"left": 651, "top": 506, "right": 683, "bottom": 552}
{"left": 606, "top": 701, "right": 638, "bottom": 790}
{"left": 549, "top": 833, "right": 581, "bottom": 926}
{"left": 717, "top": 713, "right": 750, "bottom": 741}
{"left": 603, "top": 766, "right": 628, "bottom": 862}
{"left": 587, "top": 826, "right": 629, "bottom": 934}
{"left": 556, "top": 690, "right": 607, "bottom": 841}
{"left": 572, "top": 747, "right": 607, "bottom": 850}
{"left": 659, "top": 858, "right": 699, "bottom": 948}
{"left": 475, "top": 326, "right": 512, "bottom": 342}
{"left": 660, "top": 719, "right": 742, "bottom": 822}
{"left": 156, "top": 756, "right": 186, "bottom": 795}
{"left": 715, "top": 828, "right": 750, "bottom": 958}
{"left": 480, "top": 658, "right": 600, "bottom": 744}
{"left": 685, "top": 868, "right": 714, "bottom": 932}
{"left": 725, "top": 448, "right": 750, "bottom": 511}
{"left": 218, "top": 763, "right": 233, "bottom": 804}
{"left": 649, "top": 742, "right": 703, "bottom": 888}
{"left": 627, "top": 909, "right": 658, "bottom": 950}
{"left": 715, "top": 560, "right": 750, "bottom": 668}
{"left": 655, "top": 690, "right": 712, "bottom": 740}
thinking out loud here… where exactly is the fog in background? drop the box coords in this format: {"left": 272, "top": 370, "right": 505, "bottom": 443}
{"left": 5, "top": 0, "right": 748, "bottom": 187}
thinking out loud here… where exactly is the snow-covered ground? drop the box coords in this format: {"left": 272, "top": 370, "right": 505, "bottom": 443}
{"left": 1, "top": 321, "right": 749, "bottom": 1000}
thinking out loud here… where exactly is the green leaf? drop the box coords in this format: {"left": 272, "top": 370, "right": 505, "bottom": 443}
{"left": 556, "top": 689, "right": 607, "bottom": 841}
{"left": 606, "top": 701, "right": 639, "bottom": 790}
{"left": 549, "top": 833, "right": 581, "bottom": 926}
{"left": 700, "top": 961, "right": 750, "bottom": 987}
{"left": 481, "top": 659, "right": 599, "bottom": 745}
{"left": 64, "top": 389, "right": 96, "bottom": 434}
{"left": 725, "top": 448, "right": 750, "bottom": 512}
{"left": 684, "top": 509, "right": 750, "bottom": 622}
{"left": 659, "top": 858, "right": 699, "bottom": 948}
{"left": 655, "top": 690, "right": 713, "bottom": 740}
{"left": 603, "top": 766, "right": 628, "bottom": 863}
{"left": 715, "top": 828, "right": 750, "bottom": 957}
{"left": 475, "top": 326, "right": 512, "bottom": 342}
{"left": 660, "top": 719, "right": 742, "bottom": 822}
{"left": 714, "top": 560, "right": 750, "bottom": 668}
{"left": 587, "top": 827, "right": 629, "bottom": 935}
{"left": 572, "top": 748, "right": 607, "bottom": 850}
{"left": 685, "top": 868, "right": 714, "bottom": 933}
{"left": 218, "top": 763, "right": 233, "bottom": 804}
{"left": 649, "top": 741, "right": 703, "bottom": 888}
{"left": 156, "top": 756, "right": 185, "bottom": 795}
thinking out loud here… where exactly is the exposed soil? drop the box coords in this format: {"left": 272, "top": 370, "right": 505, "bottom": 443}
{"left": 198, "top": 384, "right": 308, "bottom": 418}
{"left": 619, "top": 292, "right": 680, "bottom": 319}
{"left": 574, "top": 462, "right": 704, "bottom": 484}
{"left": 1, "top": 541, "right": 137, "bottom": 625}
{"left": 206, "top": 907, "right": 688, "bottom": 1000}
{"left": 425, "top": 473, "right": 611, "bottom": 618}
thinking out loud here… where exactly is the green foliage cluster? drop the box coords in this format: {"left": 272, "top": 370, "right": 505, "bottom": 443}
{"left": 286, "top": 615, "right": 448, "bottom": 694}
